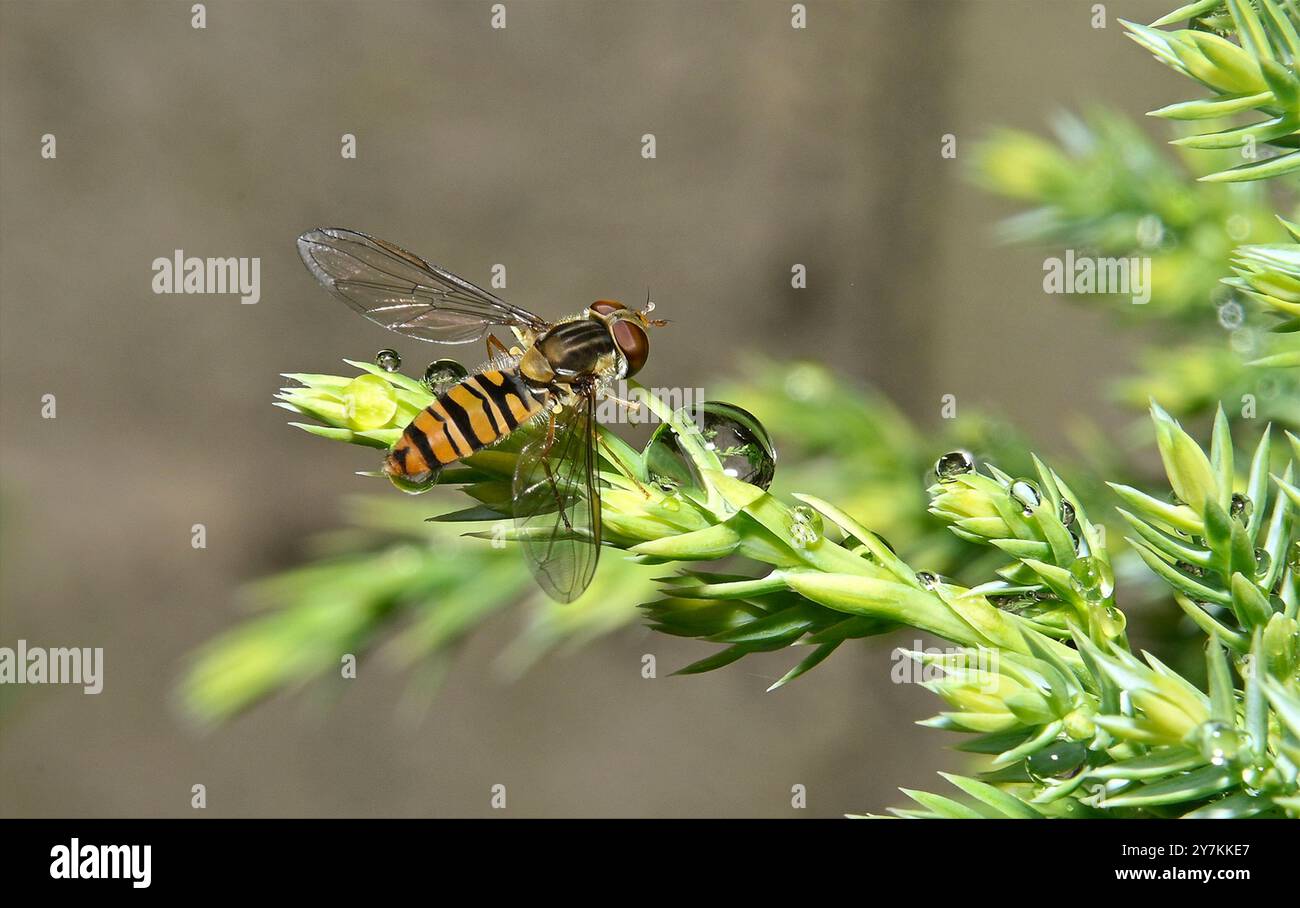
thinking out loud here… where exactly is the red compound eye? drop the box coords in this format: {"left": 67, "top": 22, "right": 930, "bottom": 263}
{"left": 589, "top": 300, "right": 624, "bottom": 316}
{"left": 611, "top": 319, "right": 649, "bottom": 377}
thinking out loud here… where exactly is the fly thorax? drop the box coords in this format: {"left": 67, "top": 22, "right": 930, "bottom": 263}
{"left": 537, "top": 318, "right": 617, "bottom": 379}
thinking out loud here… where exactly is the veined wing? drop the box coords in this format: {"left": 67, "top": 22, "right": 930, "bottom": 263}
{"left": 297, "top": 227, "right": 548, "bottom": 344}
{"left": 511, "top": 393, "right": 602, "bottom": 603}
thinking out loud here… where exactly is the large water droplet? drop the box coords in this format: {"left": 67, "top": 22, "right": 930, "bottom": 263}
{"left": 788, "top": 504, "right": 823, "bottom": 550}
{"left": 1196, "top": 720, "right": 1244, "bottom": 767}
{"left": 643, "top": 401, "right": 776, "bottom": 491}
{"left": 934, "top": 450, "right": 975, "bottom": 482}
{"left": 424, "top": 358, "right": 469, "bottom": 393}
{"left": 1009, "top": 479, "right": 1042, "bottom": 516}
{"left": 1026, "top": 740, "right": 1087, "bottom": 782}
{"left": 1070, "top": 557, "right": 1102, "bottom": 599}
{"left": 376, "top": 348, "right": 402, "bottom": 372}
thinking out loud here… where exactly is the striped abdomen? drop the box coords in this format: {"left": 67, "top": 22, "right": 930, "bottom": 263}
{"left": 385, "top": 368, "right": 547, "bottom": 480}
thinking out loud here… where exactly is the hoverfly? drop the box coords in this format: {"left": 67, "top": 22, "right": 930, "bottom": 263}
{"left": 296, "top": 227, "right": 666, "bottom": 602}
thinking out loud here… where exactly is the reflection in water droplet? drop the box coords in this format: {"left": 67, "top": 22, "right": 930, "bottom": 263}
{"left": 1026, "top": 740, "right": 1087, "bottom": 782}
{"left": 1254, "top": 547, "right": 1271, "bottom": 577}
{"left": 376, "top": 348, "right": 402, "bottom": 372}
{"left": 788, "top": 504, "right": 823, "bottom": 550}
{"left": 916, "top": 571, "right": 949, "bottom": 590}
{"left": 1230, "top": 492, "right": 1253, "bottom": 523}
{"left": 1070, "top": 557, "right": 1102, "bottom": 599}
{"left": 386, "top": 466, "right": 438, "bottom": 495}
{"left": 1059, "top": 499, "right": 1076, "bottom": 527}
{"left": 1196, "top": 720, "right": 1244, "bottom": 767}
{"left": 1009, "top": 479, "right": 1042, "bottom": 516}
{"left": 424, "top": 358, "right": 469, "bottom": 393}
{"left": 934, "top": 450, "right": 975, "bottom": 482}
{"left": 990, "top": 593, "right": 1038, "bottom": 613}
{"left": 643, "top": 401, "right": 777, "bottom": 492}
{"left": 1177, "top": 560, "right": 1206, "bottom": 577}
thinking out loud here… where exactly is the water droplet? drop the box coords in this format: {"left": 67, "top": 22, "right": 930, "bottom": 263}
{"left": 916, "top": 571, "right": 949, "bottom": 590}
{"left": 990, "top": 593, "right": 1037, "bottom": 613}
{"left": 644, "top": 401, "right": 776, "bottom": 492}
{"left": 1103, "top": 606, "right": 1126, "bottom": 633}
{"left": 1070, "top": 557, "right": 1102, "bottom": 599}
{"left": 1225, "top": 214, "right": 1252, "bottom": 242}
{"left": 386, "top": 466, "right": 438, "bottom": 495}
{"left": 1217, "top": 299, "right": 1245, "bottom": 330}
{"left": 1136, "top": 214, "right": 1164, "bottom": 249}
{"left": 1026, "top": 740, "right": 1087, "bottom": 782}
{"left": 376, "top": 348, "right": 401, "bottom": 372}
{"left": 659, "top": 493, "right": 681, "bottom": 512}
{"left": 1241, "top": 764, "right": 1270, "bottom": 796}
{"left": 1230, "top": 493, "right": 1252, "bottom": 523}
{"left": 934, "top": 450, "right": 975, "bottom": 481}
{"left": 1009, "top": 479, "right": 1042, "bottom": 516}
{"left": 1230, "top": 327, "right": 1258, "bottom": 356}
{"left": 1059, "top": 498, "right": 1076, "bottom": 527}
{"left": 424, "top": 358, "right": 468, "bottom": 392}
{"left": 1062, "top": 708, "right": 1095, "bottom": 741}
{"left": 1255, "top": 547, "right": 1272, "bottom": 577}
{"left": 788, "top": 504, "right": 823, "bottom": 550}
{"left": 1196, "top": 721, "right": 1244, "bottom": 766}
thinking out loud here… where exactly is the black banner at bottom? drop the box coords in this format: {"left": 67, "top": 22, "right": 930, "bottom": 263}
{"left": 0, "top": 818, "right": 1279, "bottom": 892}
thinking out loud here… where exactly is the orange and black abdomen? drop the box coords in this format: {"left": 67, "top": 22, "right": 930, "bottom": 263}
{"left": 385, "top": 369, "right": 546, "bottom": 480}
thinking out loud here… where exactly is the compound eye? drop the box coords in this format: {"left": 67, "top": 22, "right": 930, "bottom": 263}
{"left": 589, "top": 300, "right": 624, "bottom": 316}
{"left": 611, "top": 319, "right": 649, "bottom": 377}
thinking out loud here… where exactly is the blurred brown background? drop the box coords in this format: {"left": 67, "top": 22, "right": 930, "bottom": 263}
{"left": 1, "top": 0, "right": 1179, "bottom": 817}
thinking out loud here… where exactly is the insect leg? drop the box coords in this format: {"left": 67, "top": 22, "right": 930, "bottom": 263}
{"left": 596, "top": 432, "right": 650, "bottom": 498}
{"left": 600, "top": 391, "right": 642, "bottom": 414}
{"left": 539, "top": 410, "right": 575, "bottom": 532}
{"left": 486, "top": 333, "right": 510, "bottom": 360}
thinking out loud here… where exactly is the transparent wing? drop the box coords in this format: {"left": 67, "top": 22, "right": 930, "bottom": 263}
{"left": 512, "top": 394, "right": 602, "bottom": 603}
{"left": 296, "top": 227, "right": 548, "bottom": 344}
